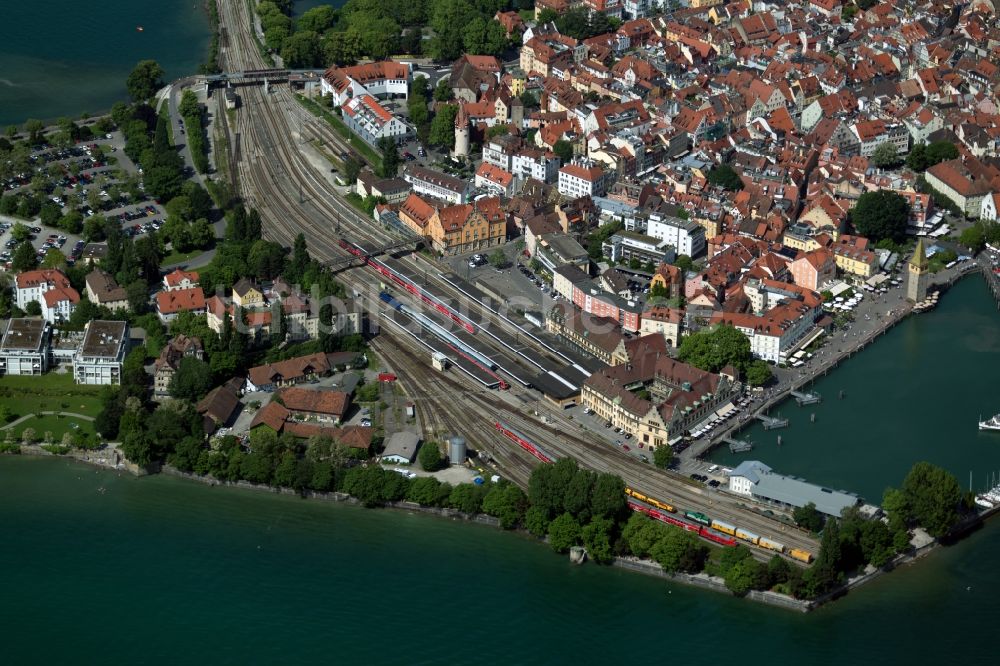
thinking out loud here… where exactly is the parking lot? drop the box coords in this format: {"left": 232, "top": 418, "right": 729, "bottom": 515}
{"left": 1, "top": 129, "right": 167, "bottom": 262}
{"left": 443, "top": 243, "right": 559, "bottom": 311}
{"left": 0, "top": 219, "right": 85, "bottom": 270}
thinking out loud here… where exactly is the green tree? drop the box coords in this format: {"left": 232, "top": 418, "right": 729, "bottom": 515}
{"left": 900, "top": 461, "right": 963, "bottom": 537}
{"left": 859, "top": 519, "right": 895, "bottom": 568}
{"left": 906, "top": 143, "right": 928, "bottom": 171}
{"left": 11, "top": 241, "right": 38, "bottom": 272}
{"left": 653, "top": 444, "right": 673, "bottom": 469}
{"left": 767, "top": 555, "right": 792, "bottom": 586}
{"left": 528, "top": 457, "right": 579, "bottom": 519}
{"left": 481, "top": 483, "right": 528, "bottom": 529}
{"left": 553, "top": 139, "right": 574, "bottom": 164}
{"left": 449, "top": 482, "right": 487, "bottom": 513}
{"left": 418, "top": 441, "right": 443, "bottom": 471}
{"left": 707, "top": 164, "right": 744, "bottom": 191}
{"left": 169, "top": 356, "right": 212, "bottom": 401}
{"left": 793, "top": 502, "right": 826, "bottom": 533}
{"left": 24, "top": 300, "right": 42, "bottom": 317}
{"left": 622, "top": 513, "right": 665, "bottom": 558}
{"left": 297, "top": 4, "right": 336, "bottom": 32}
{"left": 40, "top": 248, "right": 67, "bottom": 269}
{"left": 958, "top": 224, "right": 986, "bottom": 252}
{"left": 407, "top": 476, "right": 446, "bottom": 506}
{"left": 433, "top": 79, "right": 454, "bottom": 103}
{"left": 547, "top": 512, "right": 581, "bottom": 553}
{"left": 429, "top": 104, "right": 458, "bottom": 147}
{"left": 343, "top": 155, "right": 363, "bottom": 185}
{"left": 726, "top": 556, "right": 769, "bottom": 596}
{"left": 524, "top": 505, "right": 551, "bottom": 537}
{"left": 651, "top": 529, "right": 707, "bottom": 573}
{"left": 121, "top": 429, "right": 152, "bottom": 467}
{"left": 11, "top": 222, "right": 30, "bottom": 243}
{"left": 851, "top": 190, "right": 910, "bottom": 244}
{"left": 925, "top": 141, "right": 958, "bottom": 167}
{"left": 882, "top": 486, "right": 911, "bottom": 524}
{"left": 376, "top": 137, "right": 400, "bottom": 178}
{"left": 488, "top": 248, "right": 507, "bottom": 268}
{"left": 589, "top": 472, "right": 626, "bottom": 519}
{"left": 126, "top": 60, "right": 165, "bottom": 103}
{"left": 281, "top": 30, "right": 322, "bottom": 68}
{"left": 563, "top": 468, "right": 596, "bottom": 522}
{"left": 745, "top": 360, "right": 773, "bottom": 387}
{"left": 581, "top": 517, "right": 615, "bottom": 564}
{"left": 677, "top": 324, "right": 752, "bottom": 374}
{"left": 23, "top": 119, "right": 44, "bottom": 144}
{"left": 870, "top": 142, "right": 900, "bottom": 168}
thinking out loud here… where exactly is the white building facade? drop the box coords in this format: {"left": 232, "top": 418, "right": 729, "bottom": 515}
{"left": 645, "top": 213, "right": 707, "bottom": 257}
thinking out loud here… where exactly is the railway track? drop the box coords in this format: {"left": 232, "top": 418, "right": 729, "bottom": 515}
{"left": 211, "top": 0, "right": 820, "bottom": 556}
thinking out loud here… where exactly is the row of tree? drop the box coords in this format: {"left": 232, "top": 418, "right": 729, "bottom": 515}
{"left": 258, "top": 1, "right": 520, "bottom": 69}
{"left": 179, "top": 90, "right": 210, "bottom": 175}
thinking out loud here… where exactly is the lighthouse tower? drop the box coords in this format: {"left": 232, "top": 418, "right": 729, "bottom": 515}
{"left": 906, "top": 237, "right": 929, "bottom": 303}
{"left": 453, "top": 104, "right": 470, "bottom": 158}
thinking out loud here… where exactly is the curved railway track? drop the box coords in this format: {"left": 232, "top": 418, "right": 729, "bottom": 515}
{"left": 211, "top": 0, "right": 819, "bottom": 556}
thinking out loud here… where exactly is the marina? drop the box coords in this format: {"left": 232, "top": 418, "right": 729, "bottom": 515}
{"left": 708, "top": 276, "right": 1000, "bottom": 501}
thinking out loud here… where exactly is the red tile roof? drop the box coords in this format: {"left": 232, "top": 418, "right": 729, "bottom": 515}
{"left": 156, "top": 287, "right": 206, "bottom": 315}
{"left": 164, "top": 268, "right": 199, "bottom": 288}
{"left": 15, "top": 269, "right": 71, "bottom": 291}
{"left": 276, "top": 387, "right": 350, "bottom": 418}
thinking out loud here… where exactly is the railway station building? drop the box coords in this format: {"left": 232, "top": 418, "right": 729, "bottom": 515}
{"left": 581, "top": 336, "right": 739, "bottom": 449}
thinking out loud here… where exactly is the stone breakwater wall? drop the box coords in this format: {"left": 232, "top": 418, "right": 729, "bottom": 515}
{"left": 611, "top": 557, "right": 813, "bottom": 612}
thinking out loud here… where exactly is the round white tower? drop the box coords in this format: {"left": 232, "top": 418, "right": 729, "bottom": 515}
{"left": 453, "top": 104, "right": 470, "bottom": 158}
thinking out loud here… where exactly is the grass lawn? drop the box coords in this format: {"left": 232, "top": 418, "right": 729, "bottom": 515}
{"left": 0, "top": 372, "right": 104, "bottom": 421}
{"left": 162, "top": 242, "right": 214, "bottom": 268}
{"left": 7, "top": 414, "right": 96, "bottom": 441}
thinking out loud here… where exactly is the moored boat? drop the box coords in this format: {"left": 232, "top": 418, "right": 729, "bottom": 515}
{"left": 979, "top": 414, "right": 1000, "bottom": 431}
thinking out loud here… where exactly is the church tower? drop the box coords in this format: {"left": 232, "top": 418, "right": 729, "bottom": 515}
{"left": 906, "top": 238, "right": 929, "bottom": 303}
{"left": 453, "top": 104, "right": 470, "bottom": 158}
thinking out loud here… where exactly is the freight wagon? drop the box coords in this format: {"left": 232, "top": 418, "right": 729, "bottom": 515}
{"left": 625, "top": 487, "right": 676, "bottom": 513}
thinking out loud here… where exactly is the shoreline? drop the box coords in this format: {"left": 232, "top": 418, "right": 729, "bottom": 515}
{"left": 5, "top": 446, "right": 998, "bottom": 612}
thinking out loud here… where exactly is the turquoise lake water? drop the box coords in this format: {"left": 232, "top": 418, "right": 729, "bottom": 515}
{"left": 2, "top": 455, "right": 999, "bottom": 663}
{"left": 0, "top": 1, "right": 211, "bottom": 126}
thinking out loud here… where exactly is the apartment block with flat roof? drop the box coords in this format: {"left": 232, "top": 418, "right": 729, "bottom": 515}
{"left": 0, "top": 319, "right": 51, "bottom": 376}
{"left": 73, "top": 320, "right": 129, "bottom": 385}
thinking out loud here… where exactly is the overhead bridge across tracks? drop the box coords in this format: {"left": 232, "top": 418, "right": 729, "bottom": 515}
{"left": 202, "top": 68, "right": 326, "bottom": 87}
{"left": 326, "top": 237, "right": 422, "bottom": 272}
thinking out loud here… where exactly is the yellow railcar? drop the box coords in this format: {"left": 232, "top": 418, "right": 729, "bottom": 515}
{"left": 710, "top": 519, "right": 737, "bottom": 536}
{"left": 789, "top": 548, "right": 813, "bottom": 563}
{"left": 624, "top": 487, "right": 676, "bottom": 513}
{"left": 757, "top": 537, "right": 786, "bottom": 553}
{"left": 735, "top": 528, "right": 760, "bottom": 545}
